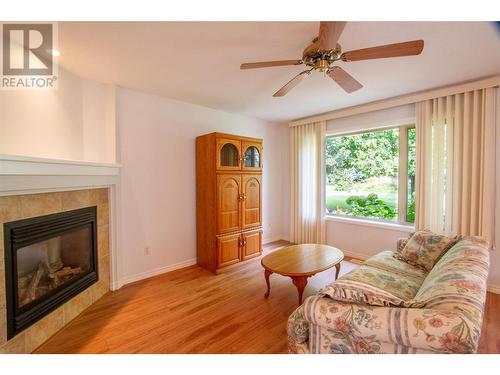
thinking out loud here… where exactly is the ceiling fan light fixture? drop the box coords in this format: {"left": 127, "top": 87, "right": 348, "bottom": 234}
{"left": 314, "top": 59, "right": 329, "bottom": 72}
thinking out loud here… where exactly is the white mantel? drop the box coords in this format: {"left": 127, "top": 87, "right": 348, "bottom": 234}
{"left": 0, "top": 154, "right": 122, "bottom": 290}
{"left": 0, "top": 154, "right": 120, "bottom": 177}
{"left": 0, "top": 154, "right": 120, "bottom": 195}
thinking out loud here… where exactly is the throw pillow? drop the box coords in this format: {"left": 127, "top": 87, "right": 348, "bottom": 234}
{"left": 395, "top": 230, "right": 460, "bottom": 272}
{"left": 396, "top": 232, "right": 414, "bottom": 254}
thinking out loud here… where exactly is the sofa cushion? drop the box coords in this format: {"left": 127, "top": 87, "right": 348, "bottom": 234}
{"left": 364, "top": 250, "right": 427, "bottom": 280}
{"left": 395, "top": 230, "right": 459, "bottom": 272}
{"left": 411, "top": 236, "right": 490, "bottom": 321}
{"left": 320, "top": 252, "right": 426, "bottom": 307}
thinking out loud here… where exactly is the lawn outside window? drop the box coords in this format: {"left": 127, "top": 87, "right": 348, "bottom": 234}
{"left": 324, "top": 125, "right": 415, "bottom": 225}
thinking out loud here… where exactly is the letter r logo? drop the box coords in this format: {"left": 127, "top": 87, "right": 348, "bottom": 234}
{"left": 2, "top": 24, "right": 53, "bottom": 76}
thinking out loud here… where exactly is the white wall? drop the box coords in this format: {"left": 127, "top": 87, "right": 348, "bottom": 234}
{"left": 82, "top": 81, "right": 116, "bottom": 163}
{"left": 116, "top": 88, "right": 287, "bottom": 282}
{"left": 0, "top": 68, "right": 116, "bottom": 163}
{"left": 326, "top": 219, "right": 413, "bottom": 259}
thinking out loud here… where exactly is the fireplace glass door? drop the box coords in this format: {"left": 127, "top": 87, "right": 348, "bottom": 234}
{"left": 16, "top": 226, "right": 92, "bottom": 308}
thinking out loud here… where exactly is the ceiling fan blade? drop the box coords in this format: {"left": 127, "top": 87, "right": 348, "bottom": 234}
{"left": 273, "top": 70, "right": 312, "bottom": 97}
{"left": 341, "top": 40, "right": 424, "bottom": 62}
{"left": 318, "top": 21, "right": 347, "bottom": 51}
{"left": 328, "top": 66, "right": 363, "bottom": 93}
{"left": 240, "top": 60, "right": 302, "bottom": 70}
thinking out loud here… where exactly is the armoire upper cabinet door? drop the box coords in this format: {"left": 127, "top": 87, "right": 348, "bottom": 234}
{"left": 242, "top": 142, "right": 263, "bottom": 170}
{"left": 217, "top": 174, "right": 241, "bottom": 234}
{"left": 241, "top": 174, "right": 262, "bottom": 229}
{"left": 216, "top": 138, "right": 241, "bottom": 171}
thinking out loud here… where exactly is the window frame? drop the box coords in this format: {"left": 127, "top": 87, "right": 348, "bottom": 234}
{"left": 324, "top": 124, "right": 415, "bottom": 227}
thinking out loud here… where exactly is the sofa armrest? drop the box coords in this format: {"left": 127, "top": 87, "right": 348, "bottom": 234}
{"left": 288, "top": 304, "right": 308, "bottom": 343}
{"left": 292, "top": 295, "right": 479, "bottom": 353}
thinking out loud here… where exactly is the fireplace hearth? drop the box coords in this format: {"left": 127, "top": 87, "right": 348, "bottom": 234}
{"left": 3, "top": 206, "right": 98, "bottom": 339}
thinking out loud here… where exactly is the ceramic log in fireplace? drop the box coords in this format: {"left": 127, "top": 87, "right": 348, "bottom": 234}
{"left": 3, "top": 206, "right": 98, "bottom": 339}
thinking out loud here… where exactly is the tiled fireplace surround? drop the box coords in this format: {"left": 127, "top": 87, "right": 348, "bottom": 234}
{"left": 0, "top": 188, "right": 111, "bottom": 353}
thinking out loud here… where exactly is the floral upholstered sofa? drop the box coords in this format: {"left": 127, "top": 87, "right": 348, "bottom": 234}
{"left": 287, "top": 233, "right": 490, "bottom": 354}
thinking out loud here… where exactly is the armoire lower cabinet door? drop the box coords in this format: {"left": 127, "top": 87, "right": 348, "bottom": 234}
{"left": 217, "top": 233, "right": 241, "bottom": 268}
{"left": 241, "top": 229, "right": 262, "bottom": 261}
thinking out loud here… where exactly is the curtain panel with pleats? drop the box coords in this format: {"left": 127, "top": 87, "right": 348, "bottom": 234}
{"left": 289, "top": 121, "right": 326, "bottom": 244}
{"left": 415, "top": 87, "right": 497, "bottom": 247}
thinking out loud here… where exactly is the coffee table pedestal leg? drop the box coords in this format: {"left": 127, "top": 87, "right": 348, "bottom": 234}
{"left": 292, "top": 276, "right": 309, "bottom": 305}
{"left": 264, "top": 269, "right": 273, "bottom": 298}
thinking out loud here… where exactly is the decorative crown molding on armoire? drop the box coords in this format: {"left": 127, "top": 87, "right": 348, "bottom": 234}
{"left": 196, "top": 132, "right": 263, "bottom": 274}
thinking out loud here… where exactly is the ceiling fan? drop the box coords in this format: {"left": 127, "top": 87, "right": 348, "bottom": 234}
{"left": 240, "top": 22, "right": 424, "bottom": 97}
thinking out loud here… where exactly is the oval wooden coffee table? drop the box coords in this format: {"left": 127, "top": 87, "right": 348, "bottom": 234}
{"left": 261, "top": 244, "right": 344, "bottom": 305}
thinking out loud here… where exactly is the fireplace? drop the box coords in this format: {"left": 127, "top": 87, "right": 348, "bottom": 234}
{"left": 3, "top": 206, "right": 98, "bottom": 339}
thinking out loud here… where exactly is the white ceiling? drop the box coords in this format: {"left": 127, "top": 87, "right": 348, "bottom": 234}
{"left": 58, "top": 22, "right": 500, "bottom": 122}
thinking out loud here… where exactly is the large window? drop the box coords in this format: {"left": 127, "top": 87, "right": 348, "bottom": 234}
{"left": 325, "top": 125, "right": 415, "bottom": 224}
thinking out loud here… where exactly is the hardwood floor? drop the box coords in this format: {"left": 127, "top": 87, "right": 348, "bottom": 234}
{"left": 479, "top": 285, "right": 500, "bottom": 353}
{"left": 35, "top": 241, "right": 500, "bottom": 354}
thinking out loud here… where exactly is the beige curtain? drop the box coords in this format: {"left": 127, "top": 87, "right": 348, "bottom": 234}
{"left": 415, "top": 87, "right": 497, "bottom": 246}
{"left": 290, "top": 121, "right": 326, "bottom": 244}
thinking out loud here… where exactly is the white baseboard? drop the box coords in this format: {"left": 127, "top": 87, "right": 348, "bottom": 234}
{"left": 280, "top": 234, "right": 290, "bottom": 242}
{"left": 263, "top": 235, "right": 285, "bottom": 244}
{"left": 340, "top": 249, "right": 371, "bottom": 261}
{"left": 263, "top": 233, "right": 290, "bottom": 244}
{"left": 120, "top": 258, "right": 197, "bottom": 286}
{"left": 487, "top": 284, "right": 500, "bottom": 294}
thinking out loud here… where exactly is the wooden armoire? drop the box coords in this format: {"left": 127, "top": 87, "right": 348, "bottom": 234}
{"left": 196, "top": 132, "right": 263, "bottom": 274}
